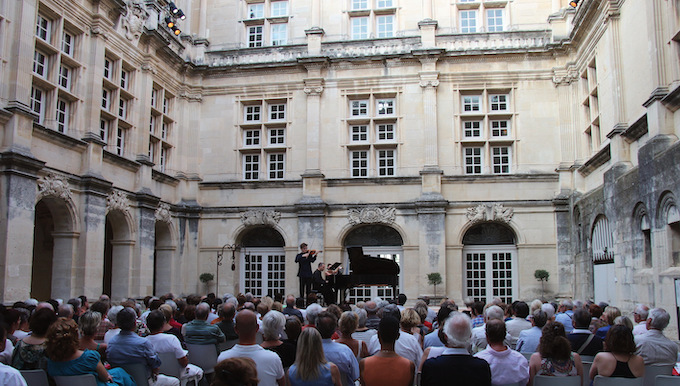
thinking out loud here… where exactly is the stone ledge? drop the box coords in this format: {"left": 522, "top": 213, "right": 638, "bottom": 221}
{"left": 578, "top": 144, "right": 611, "bottom": 177}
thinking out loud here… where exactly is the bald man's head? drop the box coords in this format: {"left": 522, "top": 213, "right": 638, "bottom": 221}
{"left": 235, "top": 310, "right": 259, "bottom": 343}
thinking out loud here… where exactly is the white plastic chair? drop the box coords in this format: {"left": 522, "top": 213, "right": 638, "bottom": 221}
{"left": 158, "top": 351, "right": 202, "bottom": 386}
{"left": 20, "top": 369, "right": 50, "bottom": 386}
{"left": 644, "top": 365, "right": 675, "bottom": 386}
{"left": 52, "top": 374, "right": 98, "bottom": 386}
{"left": 655, "top": 375, "right": 680, "bottom": 386}
{"left": 186, "top": 343, "right": 218, "bottom": 377}
{"left": 533, "top": 375, "right": 582, "bottom": 386}
{"left": 593, "top": 375, "right": 644, "bottom": 386}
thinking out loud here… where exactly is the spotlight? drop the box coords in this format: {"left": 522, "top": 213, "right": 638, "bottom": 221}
{"left": 569, "top": 0, "right": 579, "bottom": 7}
{"left": 172, "top": 25, "right": 181, "bottom": 36}
{"left": 165, "top": 17, "right": 175, "bottom": 29}
{"left": 169, "top": 2, "right": 179, "bottom": 14}
{"left": 177, "top": 10, "right": 186, "bottom": 20}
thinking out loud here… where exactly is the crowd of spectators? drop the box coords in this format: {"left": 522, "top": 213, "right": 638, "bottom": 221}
{"left": 0, "top": 292, "right": 678, "bottom": 386}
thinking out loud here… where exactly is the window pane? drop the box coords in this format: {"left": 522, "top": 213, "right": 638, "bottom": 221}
{"left": 376, "top": 15, "right": 394, "bottom": 38}
{"left": 490, "top": 94, "right": 508, "bottom": 111}
{"left": 378, "top": 149, "right": 395, "bottom": 176}
{"left": 491, "top": 120, "right": 510, "bottom": 137}
{"left": 350, "top": 100, "right": 369, "bottom": 116}
{"left": 352, "top": 0, "right": 368, "bottom": 10}
{"left": 62, "top": 31, "right": 74, "bottom": 56}
{"left": 460, "top": 10, "right": 477, "bottom": 33}
{"left": 244, "top": 130, "right": 261, "bottom": 146}
{"left": 463, "top": 96, "right": 481, "bottom": 112}
{"left": 268, "top": 153, "right": 285, "bottom": 180}
{"left": 248, "top": 4, "right": 264, "bottom": 18}
{"left": 377, "top": 99, "right": 395, "bottom": 115}
{"left": 56, "top": 99, "right": 69, "bottom": 133}
{"left": 271, "top": 1, "right": 288, "bottom": 17}
{"left": 350, "top": 125, "right": 368, "bottom": 142}
{"left": 351, "top": 151, "right": 368, "bottom": 177}
{"left": 487, "top": 9, "right": 504, "bottom": 32}
{"left": 351, "top": 17, "right": 369, "bottom": 40}
{"left": 33, "top": 51, "right": 48, "bottom": 78}
{"left": 463, "top": 121, "right": 482, "bottom": 138}
{"left": 271, "top": 23, "right": 287, "bottom": 46}
{"left": 244, "top": 154, "right": 260, "bottom": 180}
{"left": 492, "top": 147, "right": 510, "bottom": 174}
{"left": 377, "top": 124, "right": 395, "bottom": 141}
{"left": 464, "top": 147, "right": 483, "bottom": 174}
{"left": 248, "top": 26, "right": 263, "bottom": 47}
{"left": 269, "top": 103, "right": 286, "bottom": 120}
{"left": 31, "top": 87, "right": 45, "bottom": 123}
{"left": 36, "top": 15, "right": 50, "bottom": 41}
{"left": 245, "top": 105, "right": 262, "bottom": 122}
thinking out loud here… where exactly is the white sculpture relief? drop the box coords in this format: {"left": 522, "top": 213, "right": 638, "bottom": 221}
{"left": 241, "top": 210, "right": 281, "bottom": 226}
{"left": 155, "top": 203, "right": 172, "bottom": 223}
{"left": 107, "top": 190, "right": 130, "bottom": 213}
{"left": 122, "top": 0, "right": 148, "bottom": 41}
{"left": 348, "top": 207, "right": 396, "bottom": 225}
{"left": 466, "top": 204, "right": 487, "bottom": 223}
{"left": 303, "top": 86, "right": 324, "bottom": 95}
{"left": 493, "top": 203, "right": 514, "bottom": 223}
{"left": 419, "top": 79, "right": 440, "bottom": 88}
{"left": 37, "top": 174, "right": 72, "bottom": 201}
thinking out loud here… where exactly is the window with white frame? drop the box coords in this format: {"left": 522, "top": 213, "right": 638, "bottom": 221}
{"left": 36, "top": 14, "right": 51, "bottom": 42}
{"left": 248, "top": 3, "right": 264, "bottom": 19}
{"left": 56, "top": 98, "right": 69, "bottom": 133}
{"left": 492, "top": 146, "right": 510, "bottom": 174}
{"left": 463, "top": 121, "right": 482, "bottom": 139}
{"left": 377, "top": 99, "right": 395, "bottom": 116}
{"left": 148, "top": 141, "right": 156, "bottom": 161}
{"left": 33, "top": 50, "right": 48, "bottom": 78}
{"left": 243, "top": 154, "right": 260, "bottom": 180}
{"left": 486, "top": 9, "right": 504, "bottom": 32}
{"left": 489, "top": 94, "right": 508, "bottom": 111}
{"left": 163, "top": 97, "right": 170, "bottom": 114}
{"left": 377, "top": 0, "right": 394, "bottom": 8}
{"left": 62, "top": 31, "right": 74, "bottom": 56}
{"left": 377, "top": 123, "right": 395, "bottom": 141}
{"left": 464, "top": 147, "right": 483, "bottom": 174}
{"left": 352, "top": 0, "right": 369, "bottom": 10}
{"left": 58, "top": 65, "right": 71, "bottom": 90}
{"left": 351, "top": 150, "right": 369, "bottom": 177}
{"left": 115, "top": 126, "right": 126, "bottom": 156}
{"left": 376, "top": 15, "right": 394, "bottom": 38}
{"left": 271, "top": 23, "right": 287, "bottom": 46}
{"left": 351, "top": 17, "right": 369, "bottom": 40}
{"left": 103, "top": 57, "right": 113, "bottom": 80}
{"left": 99, "top": 119, "right": 110, "bottom": 142}
{"left": 149, "top": 115, "right": 157, "bottom": 133}
{"left": 351, "top": 125, "right": 369, "bottom": 142}
{"left": 462, "top": 95, "right": 481, "bottom": 112}
{"left": 161, "top": 121, "right": 169, "bottom": 140}
{"left": 159, "top": 147, "right": 168, "bottom": 172}
{"left": 378, "top": 149, "right": 395, "bottom": 176}
{"left": 151, "top": 89, "right": 158, "bottom": 108}
{"left": 268, "top": 153, "right": 285, "bottom": 179}
{"left": 269, "top": 128, "right": 285, "bottom": 145}
{"left": 102, "top": 89, "right": 112, "bottom": 110}
{"left": 242, "top": 251, "right": 286, "bottom": 298}
{"left": 350, "top": 100, "right": 369, "bottom": 117}
{"left": 460, "top": 10, "right": 478, "bottom": 33}
{"left": 120, "top": 69, "right": 130, "bottom": 89}
{"left": 269, "top": 103, "right": 285, "bottom": 121}
{"left": 118, "top": 98, "right": 128, "bottom": 120}
{"left": 490, "top": 120, "right": 510, "bottom": 138}
{"left": 31, "top": 87, "right": 45, "bottom": 123}
{"left": 244, "top": 129, "right": 261, "bottom": 147}
{"left": 270, "top": 1, "right": 288, "bottom": 17}
{"left": 149, "top": 84, "right": 175, "bottom": 172}
{"left": 248, "top": 26, "right": 264, "bottom": 47}
{"left": 245, "top": 105, "right": 262, "bottom": 122}
{"left": 464, "top": 248, "right": 515, "bottom": 304}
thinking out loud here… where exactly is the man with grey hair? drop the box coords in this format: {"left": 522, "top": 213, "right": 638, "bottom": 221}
{"left": 352, "top": 307, "right": 377, "bottom": 345}
{"left": 421, "top": 313, "right": 491, "bottom": 385}
{"left": 182, "top": 302, "right": 225, "bottom": 348}
{"left": 632, "top": 303, "right": 650, "bottom": 336}
{"left": 555, "top": 299, "right": 575, "bottom": 333}
{"left": 471, "top": 305, "right": 511, "bottom": 352}
{"left": 364, "top": 301, "right": 380, "bottom": 330}
{"left": 635, "top": 307, "right": 678, "bottom": 365}
{"left": 303, "top": 303, "right": 322, "bottom": 328}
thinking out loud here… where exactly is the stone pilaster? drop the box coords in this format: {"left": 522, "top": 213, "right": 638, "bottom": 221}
{"left": 134, "top": 192, "right": 161, "bottom": 297}
{"left": 415, "top": 198, "right": 448, "bottom": 300}
{"left": 176, "top": 201, "right": 202, "bottom": 294}
{"left": 300, "top": 58, "right": 327, "bottom": 200}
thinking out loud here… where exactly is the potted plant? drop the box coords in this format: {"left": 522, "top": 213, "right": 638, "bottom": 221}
{"left": 427, "top": 272, "right": 443, "bottom": 298}
{"left": 199, "top": 272, "right": 214, "bottom": 293}
{"left": 534, "top": 269, "right": 549, "bottom": 300}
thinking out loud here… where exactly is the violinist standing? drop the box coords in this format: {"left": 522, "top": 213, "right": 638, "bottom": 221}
{"left": 295, "top": 243, "right": 317, "bottom": 298}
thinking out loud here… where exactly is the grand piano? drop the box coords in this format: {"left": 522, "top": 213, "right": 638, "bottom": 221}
{"left": 329, "top": 246, "right": 400, "bottom": 302}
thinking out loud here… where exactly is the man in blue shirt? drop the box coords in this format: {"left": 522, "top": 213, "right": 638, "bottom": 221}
{"left": 516, "top": 309, "right": 548, "bottom": 353}
{"left": 183, "top": 302, "right": 225, "bottom": 348}
{"left": 317, "top": 311, "right": 360, "bottom": 385}
{"left": 107, "top": 307, "right": 179, "bottom": 386}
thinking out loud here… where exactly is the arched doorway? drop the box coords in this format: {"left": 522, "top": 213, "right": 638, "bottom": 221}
{"left": 239, "top": 227, "right": 286, "bottom": 298}
{"left": 154, "top": 221, "right": 175, "bottom": 296}
{"left": 342, "top": 224, "right": 404, "bottom": 303}
{"left": 462, "top": 222, "right": 517, "bottom": 304}
{"left": 31, "top": 197, "right": 77, "bottom": 300}
{"left": 592, "top": 215, "right": 615, "bottom": 305}
{"left": 103, "top": 210, "right": 133, "bottom": 299}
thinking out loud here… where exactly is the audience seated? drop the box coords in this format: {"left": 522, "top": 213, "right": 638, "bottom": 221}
{"left": 364, "top": 301, "right": 380, "bottom": 330}
{"left": 589, "top": 324, "right": 644, "bottom": 380}
{"left": 634, "top": 307, "right": 678, "bottom": 366}
{"left": 506, "top": 301, "right": 532, "bottom": 347}
{"left": 567, "top": 307, "right": 603, "bottom": 356}
{"left": 351, "top": 308, "right": 377, "bottom": 346}
{"left": 471, "top": 305, "right": 511, "bottom": 352}
{"left": 517, "top": 310, "right": 548, "bottom": 354}
{"left": 595, "top": 306, "right": 621, "bottom": 340}
{"left": 282, "top": 295, "right": 304, "bottom": 323}
{"left": 261, "top": 310, "right": 296, "bottom": 368}
{"left": 303, "top": 303, "right": 323, "bottom": 329}
{"left": 528, "top": 321, "right": 583, "bottom": 385}
{"left": 474, "top": 319, "right": 529, "bottom": 386}
{"left": 12, "top": 307, "right": 56, "bottom": 370}
{"left": 554, "top": 299, "right": 575, "bottom": 334}
{"left": 632, "top": 304, "right": 650, "bottom": 336}
{"left": 421, "top": 312, "right": 492, "bottom": 386}
{"left": 423, "top": 301, "right": 457, "bottom": 349}
{"left": 0, "top": 324, "right": 27, "bottom": 386}
{"left": 217, "top": 310, "right": 284, "bottom": 386}
{"left": 400, "top": 308, "right": 424, "bottom": 347}
{"left": 212, "top": 357, "right": 259, "bottom": 386}
{"left": 286, "top": 327, "right": 341, "bottom": 386}
{"left": 367, "top": 304, "right": 422, "bottom": 365}
{"left": 335, "top": 311, "right": 369, "bottom": 360}
{"left": 360, "top": 316, "right": 415, "bottom": 386}
{"left": 46, "top": 318, "right": 135, "bottom": 386}
{"left": 78, "top": 310, "right": 108, "bottom": 359}
{"left": 317, "top": 311, "right": 360, "bottom": 386}
{"left": 182, "top": 302, "right": 226, "bottom": 349}
{"left": 104, "top": 305, "right": 123, "bottom": 343}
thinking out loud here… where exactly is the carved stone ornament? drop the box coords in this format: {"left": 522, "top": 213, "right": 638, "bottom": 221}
{"left": 155, "top": 203, "right": 172, "bottom": 223}
{"left": 303, "top": 86, "right": 324, "bottom": 95}
{"left": 107, "top": 190, "right": 130, "bottom": 213}
{"left": 348, "top": 207, "right": 396, "bottom": 225}
{"left": 122, "top": 0, "right": 149, "bottom": 41}
{"left": 465, "top": 204, "right": 487, "bottom": 223}
{"left": 241, "top": 210, "right": 281, "bottom": 226}
{"left": 37, "top": 174, "right": 72, "bottom": 201}
{"left": 419, "top": 79, "right": 440, "bottom": 88}
{"left": 493, "top": 203, "right": 514, "bottom": 223}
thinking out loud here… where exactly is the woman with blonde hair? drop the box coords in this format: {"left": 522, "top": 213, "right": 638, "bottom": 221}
{"left": 287, "top": 328, "right": 342, "bottom": 386}
{"left": 46, "top": 318, "right": 134, "bottom": 386}
{"left": 595, "top": 306, "right": 621, "bottom": 339}
{"left": 401, "top": 308, "right": 424, "bottom": 346}
{"left": 334, "top": 311, "right": 368, "bottom": 360}
{"left": 78, "top": 311, "right": 107, "bottom": 359}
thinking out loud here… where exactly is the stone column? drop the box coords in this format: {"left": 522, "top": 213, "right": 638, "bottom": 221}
{"left": 299, "top": 59, "right": 327, "bottom": 200}
{"left": 134, "top": 192, "right": 160, "bottom": 297}
{"left": 415, "top": 199, "right": 448, "bottom": 300}
{"left": 110, "top": 240, "right": 134, "bottom": 300}
{"left": 51, "top": 232, "right": 80, "bottom": 300}
{"left": 176, "top": 203, "right": 201, "bottom": 294}
{"left": 78, "top": 176, "right": 112, "bottom": 300}
{"left": 552, "top": 66, "right": 579, "bottom": 192}
{"left": 0, "top": 153, "right": 45, "bottom": 301}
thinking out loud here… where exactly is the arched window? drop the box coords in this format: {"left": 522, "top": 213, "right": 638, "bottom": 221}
{"left": 592, "top": 215, "right": 614, "bottom": 264}
{"left": 632, "top": 204, "right": 652, "bottom": 268}
{"left": 240, "top": 227, "right": 286, "bottom": 298}
{"left": 462, "top": 223, "right": 517, "bottom": 304}
{"left": 592, "top": 215, "right": 616, "bottom": 304}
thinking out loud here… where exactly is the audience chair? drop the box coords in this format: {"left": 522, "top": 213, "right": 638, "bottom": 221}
{"left": 655, "top": 375, "right": 680, "bottom": 386}
{"left": 521, "top": 352, "right": 533, "bottom": 361}
{"left": 157, "top": 351, "right": 201, "bottom": 386}
{"left": 20, "top": 369, "right": 49, "bottom": 386}
{"left": 52, "top": 374, "right": 98, "bottom": 386}
{"left": 186, "top": 343, "right": 218, "bottom": 377}
{"left": 533, "top": 375, "right": 582, "bottom": 386}
{"left": 582, "top": 360, "right": 594, "bottom": 385}
{"left": 593, "top": 375, "right": 644, "bottom": 386}
{"left": 644, "top": 365, "right": 675, "bottom": 386}
{"left": 580, "top": 355, "right": 596, "bottom": 362}
{"left": 499, "top": 382, "right": 522, "bottom": 386}
{"left": 218, "top": 338, "right": 239, "bottom": 352}
{"left": 119, "top": 363, "right": 151, "bottom": 386}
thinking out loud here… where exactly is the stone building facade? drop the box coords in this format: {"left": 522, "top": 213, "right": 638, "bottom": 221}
{"left": 0, "top": 0, "right": 679, "bottom": 332}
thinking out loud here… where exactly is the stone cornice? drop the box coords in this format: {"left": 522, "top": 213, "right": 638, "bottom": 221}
{"left": 578, "top": 144, "right": 612, "bottom": 177}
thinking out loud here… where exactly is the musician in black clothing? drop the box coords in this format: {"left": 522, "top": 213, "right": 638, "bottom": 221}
{"left": 295, "top": 243, "right": 317, "bottom": 298}
{"left": 312, "top": 263, "right": 337, "bottom": 305}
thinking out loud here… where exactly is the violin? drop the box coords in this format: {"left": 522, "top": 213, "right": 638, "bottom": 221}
{"left": 309, "top": 249, "right": 323, "bottom": 257}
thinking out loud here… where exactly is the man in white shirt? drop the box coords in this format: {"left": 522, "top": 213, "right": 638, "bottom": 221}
{"left": 146, "top": 310, "right": 203, "bottom": 385}
{"left": 635, "top": 308, "right": 678, "bottom": 366}
{"left": 0, "top": 325, "right": 25, "bottom": 386}
{"left": 474, "top": 320, "right": 529, "bottom": 386}
{"left": 367, "top": 304, "right": 423, "bottom": 365}
{"left": 632, "top": 304, "right": 650, "bottom": 336}
{"left": 217, "top": 310, "right": 284, "bottom": 386}
{"left": 471, "top": 305, "right": 511, "bottom": 353}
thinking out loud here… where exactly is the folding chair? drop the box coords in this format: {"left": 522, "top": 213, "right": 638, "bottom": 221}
{"left": 52, "top": 374, "right": 98, "bottom": 386}
{"left": 186, "top": 343, "right": 218, "bottom": 377}
{"left": 593, "top": 375, "right": 644, "bottom": 386}
{"left": 218, "top": 338, "right": 239, "bottom": 352}
{"left": 19, "top": 369, "right": 49, "bottom": 386}
{"left": 158, "top": 351, "right": 202, "bottom": 386}
{"left": 644, "top": 365, "right": 675, "bottom": 386}
{"left": 118, "top": 363, "right": 150, "bottom": 386}
{"left": 655, "top": 375, "right": 680, "bottom": 386}
{"left": 533, "top": 375, "right": 582, "bottom": 386}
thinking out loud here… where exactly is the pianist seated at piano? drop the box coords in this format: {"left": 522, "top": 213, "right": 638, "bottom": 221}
{"left": 312, "top": 263, "right": 337, "bottom": 306}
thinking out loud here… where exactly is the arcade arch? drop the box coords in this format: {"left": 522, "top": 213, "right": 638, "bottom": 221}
{"left": 239, "top": 226, "right": 286, "bottom": 298}
{"left": 103, "top": 210, "right": 134, "bottom": 299}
